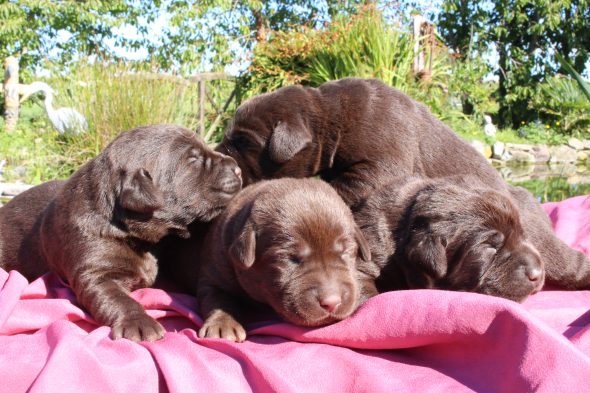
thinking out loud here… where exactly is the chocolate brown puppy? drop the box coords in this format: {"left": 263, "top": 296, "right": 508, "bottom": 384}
{"left": 194, "top": 178, "right": 373, "bottom": 342}
{"left": 0, "top": 125, "right": 242, "bottom": 342}
{"left": 355, "top": 176, "right": 544, "bottom": 302}
{"left": 217, "top": 77, "right": 590, "bottom": 290}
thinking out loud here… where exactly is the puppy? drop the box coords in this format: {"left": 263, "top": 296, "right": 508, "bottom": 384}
{"left": 217, "top": 77, "right": 590, "bottom": 290}
{"left": 354, "top": 176, "right": 544, "bottom": 302}
{"left": 0, "top": 125, "right": 242, "bottom": 342}
{"left": 193, "top": 178, "right": 373, "bottom": 342}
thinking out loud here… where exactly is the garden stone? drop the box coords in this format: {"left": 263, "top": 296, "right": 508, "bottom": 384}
{"left": 469, "top": 140, "right": 490, "bottom": 158}
{"left": 583, "top": 140, "right": 590, "bottom": 150}
{"left": 577, "top": 151, "right": 589, "bottom": 162}
{"left": 506, "top": 143, "right": 533, "bottom": 152}
{"left": 568, "top": 138, "right": 585, "bottom": 150}
{"left": 532, "top": 145, "right": 550, "bottom": 163}
{"left": 549, "top": 146, "right": 578, "bottom": 163}
{"left": 507, "top": 150, "right": 535, "bottom": 164}
{"left": 492, "top": 141, "right": 505, "bottom": 159}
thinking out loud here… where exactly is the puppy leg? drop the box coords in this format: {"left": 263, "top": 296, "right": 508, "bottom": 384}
{"left": 75, "top": 278, "right": 165, "bottom": 342}
{"left": 197, "top": 284, "right": 247, "bottom": 343}
{"left": 509, "top": 186, "right": 590, "bottom": 288}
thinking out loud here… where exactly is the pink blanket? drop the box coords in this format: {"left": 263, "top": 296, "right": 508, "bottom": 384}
{"left": 1, "top": 195, "right": 590, "bottom": 392}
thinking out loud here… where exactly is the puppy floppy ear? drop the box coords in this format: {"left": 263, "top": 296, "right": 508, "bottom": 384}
{"left": 403, "top": 233, "right": 448, "bottom": 288}
{"left": 119, "top": 168, "right": 164, "bottom": 214}
{"left": 354, "top": 226, "right": 371, "bottom": 262}
{"left": 268, "top": 117, "right": 312, "bottom": 163}
{"left": 229, "top": 223, "right": 257, "bottom": 269}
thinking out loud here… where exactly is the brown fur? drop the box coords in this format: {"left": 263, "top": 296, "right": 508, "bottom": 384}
{"left": 0, "top": 125, "right": 242, "bottom": 342}
{"left": 192, "top": 178, "right": 374, "bottom": 342}
{"left": 355, "top": 176, "right": 545, "bottom": 302}
{"left": 217, "top": 77, "right": 590, "bottom": 290}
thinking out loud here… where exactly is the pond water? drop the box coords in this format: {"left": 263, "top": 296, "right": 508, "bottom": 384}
{"left": 498, "top": 163, "right": 590, "bottom": 203}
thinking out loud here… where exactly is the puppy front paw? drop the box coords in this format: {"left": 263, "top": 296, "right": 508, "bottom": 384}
{"left": 199, "top": 312, "right": 246, "bottom": 342}
{"left": 112, "top": 313, "right": 165, "bottom": 342}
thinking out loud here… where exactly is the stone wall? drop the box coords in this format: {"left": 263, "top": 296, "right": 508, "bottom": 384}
{"left": 469, "top": 138, "right": 590, "bottom": 165}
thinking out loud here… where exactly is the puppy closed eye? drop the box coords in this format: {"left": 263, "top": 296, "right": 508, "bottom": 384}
{"left": 232, "top": 133, "right": 264, "bottom": 151}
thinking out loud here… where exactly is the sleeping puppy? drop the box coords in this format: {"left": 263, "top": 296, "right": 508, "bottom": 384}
{"left": 0, "top": 125, "right": 242, "bottom": 342}
{"left": 193, "top": 178, "right": 373, "bottom": 342}
{"left": 354, "top": 176, "right": 544, "bottom": 302}
{"left": 217, "top": 77, "right": 590, "bottom": 291}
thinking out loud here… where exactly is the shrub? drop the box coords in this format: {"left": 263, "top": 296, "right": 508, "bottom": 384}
{"left": 531, "top": 76, "right": 590, "bottom": 137}
{"left": 240, "top": 5, "right": 496, "bottom": 145}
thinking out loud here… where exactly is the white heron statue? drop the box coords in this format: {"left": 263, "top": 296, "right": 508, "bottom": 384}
{"left": 19, "top": 81, "right": 88, "bottom": 135}
{"left": 483, "top": 115, "right": 497, "bottom": 137}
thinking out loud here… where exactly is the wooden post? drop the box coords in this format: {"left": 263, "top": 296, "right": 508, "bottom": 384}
{"left": 412, "top": 15, "right": 435, "bottom": 82}
{"left": 3, "top": 56, "right": 19, "bottom": 132}
{"left": 198, "top": 79, "right": 205, "bottom": 136}
{"left": 412, "top": 15, "right": 425, "bottom": 75}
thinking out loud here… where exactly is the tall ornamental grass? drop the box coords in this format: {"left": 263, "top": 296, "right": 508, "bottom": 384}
{"left": 307, "top": 8, "right": 416, "bottom": 90}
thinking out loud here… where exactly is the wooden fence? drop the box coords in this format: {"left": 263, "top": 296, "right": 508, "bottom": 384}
{"left": 2, "top": 58, "right": 238, "bottom": 139}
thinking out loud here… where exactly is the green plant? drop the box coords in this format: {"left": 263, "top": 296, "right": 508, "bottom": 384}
{"left": 307, "top": 7, "right": 416, "bottom": 90}
{"left": 556, "top": 51, "right": 590, "bottom": 102}
{"left": 0, "top": 105, "right": 70, "bottom": 183}
{"left": 516, "top": 121, "right": 569, "bottom": 145}
{"left": 448, "top": 57, "right": 497, "bottom": 119}
{"left": 1, "top": 60, "right": 237, "bottom": 183}
{"left": 531, "top": 76, "right": 590, "bottom": 137}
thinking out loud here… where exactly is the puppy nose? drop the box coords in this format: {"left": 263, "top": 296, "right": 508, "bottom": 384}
{"left": 319, "top": 294, "right": 342, "bottom": 313}
{"left": 526, "top": 267, "right": 543, "bottom": 282}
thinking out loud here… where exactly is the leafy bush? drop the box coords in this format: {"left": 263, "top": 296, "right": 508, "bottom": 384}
{"left": 531, "top": 76, "right": 590, "bottom": 137}
{"left": 242, "top": 5, "right": 496, "bottom": 145}
{"left": 516, "top": 121, "right": 569, "bottom": 146}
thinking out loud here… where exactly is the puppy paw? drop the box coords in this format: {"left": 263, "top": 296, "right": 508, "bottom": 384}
{"left": 112, "top": 313, "right": 165, "bottom": 342}
{"left": 199, "top": 313, "right": 246, "bottom": 342}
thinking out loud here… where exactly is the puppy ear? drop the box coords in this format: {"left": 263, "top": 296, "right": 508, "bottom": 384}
{"left": 354, "top": 226, "right": 371, "bottom": 262}
{"left": 268, "top": 118, "right": 312, "bottom": 163}
{"left": 403, "top": 234, "right": 447, "bottom": 288}
{"left": 229, "top": 223, "right": 257, "bottom": 269}
{"left": 119, "top": 168, "right": 164, "bottom": 214}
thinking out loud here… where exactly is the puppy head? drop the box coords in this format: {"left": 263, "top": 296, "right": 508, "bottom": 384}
{"left": 402, "top": 186, "right": 544, "bottom": 302}
{"left": 216, "top": 87, "right": 318, "bottom": 186}
{"left": 227, "top": 180, "right": 370, "bottom": 326}
{"left": 108, "top": 125, "right": 242, "bottom": 242}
